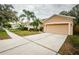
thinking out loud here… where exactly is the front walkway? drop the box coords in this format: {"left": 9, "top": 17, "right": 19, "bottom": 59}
{"left": 0, "top": 29, "right": 67, "bottom": 55}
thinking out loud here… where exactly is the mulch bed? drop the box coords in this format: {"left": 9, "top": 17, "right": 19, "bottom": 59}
{"left": 58, "top": 37, "right": 79, "bottom": 55}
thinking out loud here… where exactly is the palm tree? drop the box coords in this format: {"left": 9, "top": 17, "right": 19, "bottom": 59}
{"left": 30, "top": 18, "right": 42, "bottom": 31}
{"left": 19, "top": 9, "right": 36, "bottom": 30}
{"left": 19, "top": 9, "right": 36, "bottom": 22}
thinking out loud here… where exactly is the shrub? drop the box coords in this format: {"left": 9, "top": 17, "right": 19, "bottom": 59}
{"left": 17, "top": 26, "right": 28, "bottom": 30}
{"left": 20, "top": 27, "right": 28, "bottom": 30}
{"left": 3, "top": 23, "right": 11, "bottom": 28}
{"left": 74, "top": 24, "right": 79, "bottom": 34}
{"left": 39, "top": 27, "right": 43, "bottom": 31}
{"left": 68, "top": 35, "right": 79, "bottom": 48}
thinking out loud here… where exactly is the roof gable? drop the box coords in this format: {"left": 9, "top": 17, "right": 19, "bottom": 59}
{"left": 43, "top": 14, "right": 75, "bottom": 23}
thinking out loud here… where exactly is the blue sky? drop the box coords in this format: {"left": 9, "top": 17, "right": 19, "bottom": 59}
{"left": 13, "top": 4, "right": 76, "bottom": 19}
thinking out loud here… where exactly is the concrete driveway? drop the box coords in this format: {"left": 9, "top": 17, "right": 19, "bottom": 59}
{"left": 0, "top": 30, "right": 67, "bottom": 55}
{"left": 24, "top": 33, "right": 67, "bottom": 52}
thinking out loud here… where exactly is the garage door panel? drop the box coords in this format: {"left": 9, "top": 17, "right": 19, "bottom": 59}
{"left": 46, "top": 24, "right": 68, "bottom": 35}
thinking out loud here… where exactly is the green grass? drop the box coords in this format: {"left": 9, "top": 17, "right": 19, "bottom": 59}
{"left": 68, "top": 35, "right": 79, "bottom": 48}
{"left": 10, "top": 29, "right": 40, "bottom": 36}
{"left": 0, "top": 30, "right": 10, "bottom": 40}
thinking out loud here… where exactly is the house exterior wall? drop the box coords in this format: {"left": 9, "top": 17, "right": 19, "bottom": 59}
{"left": 43, "top": 15, "right": 74, "bottom": 35}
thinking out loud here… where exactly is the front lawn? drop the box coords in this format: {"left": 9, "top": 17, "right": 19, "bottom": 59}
{"left": 59, "top": 35, "right": 79, "bottom": 55}
{"left": 10, "top": 29, "right": 40, "bottom": 36}
{"left": 0, "top": 30, "right": 10, "bottom": 40}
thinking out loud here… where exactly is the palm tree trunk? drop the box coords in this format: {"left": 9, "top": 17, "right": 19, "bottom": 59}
{"left": 27, "top": 20, "right": 30, "bottom": 31}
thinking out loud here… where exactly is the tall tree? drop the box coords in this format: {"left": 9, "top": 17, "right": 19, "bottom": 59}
{"left": 70, "top": 4, "right": 79, "bottom": 24}
{"left": 59, "top": 11, "right": 69, "bottom": 16}
{"left": 0, "top": 4, "right": 18, "bottom": 28}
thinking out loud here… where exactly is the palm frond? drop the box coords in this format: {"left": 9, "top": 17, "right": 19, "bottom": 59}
{"left": 19, "top": 14, "right": 26, "bottom": 18}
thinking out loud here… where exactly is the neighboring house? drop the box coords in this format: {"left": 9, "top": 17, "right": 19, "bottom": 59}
{"left": 43, "top": 15, "right": 75, "bottom": 35}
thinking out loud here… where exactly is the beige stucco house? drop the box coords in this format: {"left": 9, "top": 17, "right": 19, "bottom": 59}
{"left": 43, "top": 15, "right": 75, "bottom": 35}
